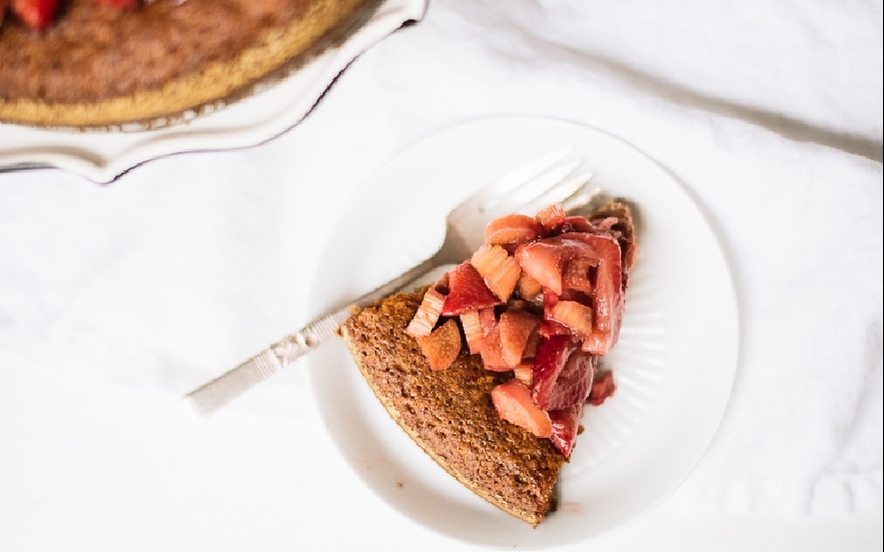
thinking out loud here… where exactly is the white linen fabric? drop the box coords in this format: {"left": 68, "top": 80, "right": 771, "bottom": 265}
{"left": 0, "top": 0, "right": 881, "bottom": 519}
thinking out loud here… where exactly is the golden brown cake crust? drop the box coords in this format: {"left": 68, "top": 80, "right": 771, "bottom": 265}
{"left": 0, "top": 0, "right": 380, "bottom": 128}
{"left": 341, "top": 288, "right": 566, "bottom": 527}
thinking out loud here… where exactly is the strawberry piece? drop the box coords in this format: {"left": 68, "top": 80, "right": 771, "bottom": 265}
{"left": 558, "top": 215, "right": 594, "bottom": 234}
{"left": 491, "top": 380, "right": 552, "bottom": 438}
{"left": 441, "top": 261, "right": 502, "bottom": 316}
{"left": 535, "top": 203, "right": 566, "bottom": 234}
{"left": 531, "top": 335, "right": 576, "bottom": 408}
{"left": 405, "top": 288, "right": 446, "bottom": 338}
{"left": 549, "top": 404, "right": 584, "bottom": 457}
{"left": 546, "top": 348, "right": 595, "bottom": 410}
{"left": 11, "top": 0, "right": 62, "bottom": 31}
{"left": 498, "top": 309, "right": 540, "bottom": 367}
{"left": 587, "top": 370, "right": 616, "bottom": 406}
{"left": 484, "top": 213, "right": 542, "bottom": 249}
{"left": 416, "top": 319, "right": 462, "bottom": 371}
{"left": 547, "top": 300, "right": 594, "bottom": 337}
{"left": 471, "top": 244, "right": 521, "bottom": 302}
{"left": 92, "top": 0, "right": 139, "bottom": 9}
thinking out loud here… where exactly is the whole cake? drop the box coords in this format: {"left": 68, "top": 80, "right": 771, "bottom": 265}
{"left": 0, "top": 0, "right": 380, "bottom": 127}
{"left": 341, "top": 201, "right": 636, "bottom": 525}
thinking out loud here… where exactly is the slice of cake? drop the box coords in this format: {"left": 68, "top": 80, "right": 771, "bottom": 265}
{"left": 341, "top": 201, "right": 636, "bottom": 526}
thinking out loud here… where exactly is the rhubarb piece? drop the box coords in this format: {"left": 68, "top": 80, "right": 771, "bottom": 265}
{"left": 492, "top": 380, "right": 552, "bottom": 438}
{"left": 549, "top": 404, "right": 584, "bottom": 457}
{"left": 441, "top": 261, "right": 502, "bottom": 316}
{"left": 471, "top": 244, "right": 521, "bottom": 302}
{"left": 517, "top": 271, "right": 543, "bottom": 301}
{"left": 547, "top": 300, "right": 594, "bottom": 337}
{"left": 417, "top": 319, "right": 462, "bottom": 371}
{"left": 535, "top": 203, "right": 566, "bottom": 233}
{"left": 484, "top": 213, "right": 542, "bottom": 249}
{"left": 498, "top": 309, "right": 540, "bottom": 367}
{"left": 406, "top": 288, "right": 447, "bottom": 338}
{"left": 479, "top": 323, "right": 509, "bottom": 368}
{"left": 587, "top": 370, "right": 617, "bottom": 406}
{"left": 513, "top": 362, "right": 534, "bottom": 386}
{"left": 11, "top": 0, "right": 61, "bottom": 31}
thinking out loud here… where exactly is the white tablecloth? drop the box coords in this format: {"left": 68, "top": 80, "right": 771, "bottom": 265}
{"left": 1, "top": 0, "right": 881, "bottom": 550}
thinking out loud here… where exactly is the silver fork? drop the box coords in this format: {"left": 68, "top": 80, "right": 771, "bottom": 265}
{"left": 184, "top": 147, "right": 602, "bottom": 415}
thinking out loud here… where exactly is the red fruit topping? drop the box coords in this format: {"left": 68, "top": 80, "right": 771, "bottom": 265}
{"left": 484, "top": 213, "right": 542, "bottom": 249}
{"left": 535, "top": 203, "right": 566, "bottom": 233}
{"left": 92, "top": 0, "right": 139, "bottom": 9}
{"left": 561, "top": 255, "right": 596, "bottom": 294}
{"left": 416, "top": 319, "right": 462, "bottom": 371}
{"left": 531, "top": 335, "right": 576, "bottom": 407}
{"left": 548, "top": 300, "right": 594, "bottom": 337}
{"left": 405, "top": 287, "right": 446, "bottom": 338}
{"left": 532, "top": 335, "right": 595, "bottom": 410}
{"left": 587, "top": 370, "right": 616, "bottom": 406}
{"left": 498, "top": 309, "right": 540, "bottom": 367}
{"left": 479, "top": 323, "right": 508, "bottom": 368}
{"left": 460, "top": 310, "right": 483, "bottom": 354}
{"left": 11, "top": 0, "right": 62, "bottom": 31}
{"left": 516, "top": 271, "right": 543, "bottom": 301}
{"left": 558, "top": 215, "right": 594, "bottom": 234}
{"left": 549, "top": 404, "right": 584, "bottom": 457}
{"left": 441, "top": 261, "right": 502, "bottom": 316}
{"left": 491, "top": 380, "right": 552, "bottom": 438}
{"left": 471, "top": 244, "right": 521, "bottom": 301}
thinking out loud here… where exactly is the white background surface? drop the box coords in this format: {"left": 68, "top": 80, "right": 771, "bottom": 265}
{"left": 1, "top": 0, "right": 882, "bottom": 550}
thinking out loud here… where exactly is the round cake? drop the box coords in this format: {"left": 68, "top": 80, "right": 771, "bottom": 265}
{"left": 0, "top": 0, "right": 380, "bottom": 128}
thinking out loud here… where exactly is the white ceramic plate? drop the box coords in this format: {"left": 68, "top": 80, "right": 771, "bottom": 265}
{"left": 0, "top": 0, "right": 426, "bottom": 184}
{"left": 306, "top": 116, "right": 739, "bottom": 547}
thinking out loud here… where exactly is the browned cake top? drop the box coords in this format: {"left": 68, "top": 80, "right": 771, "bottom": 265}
{"left": 0, "top": 0, "right": 377, "bottom": 126}
{"left": 342, "top": 288, "right": 566, "bottom": 526}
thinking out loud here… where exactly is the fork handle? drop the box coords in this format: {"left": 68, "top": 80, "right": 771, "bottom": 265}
{"left": 184, "top": 252, "right": 445, "bottom": 415}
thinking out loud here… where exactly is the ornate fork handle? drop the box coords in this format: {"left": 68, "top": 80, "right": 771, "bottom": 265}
{"left": 185, "top": 252, "right": 445, "bottom": 415}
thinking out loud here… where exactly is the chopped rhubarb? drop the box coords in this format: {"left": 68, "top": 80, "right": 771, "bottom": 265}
{"left": 406, "top": 288, "right": 447, "bottom": 338}
{"left": 535, "top": 203, "right": 566, "bottom": 233}
{"left": 549, "top": 404, "right": 584, "bottom": 457}
{"left": 491, "top": 380, "right": 552, "bottom": 438}
{"left": 484, "top": 213, "right": 542, "bottom": 249}
{"left": 516, "top": 271, "right": 543, "bottom": 301}
{"left": 498, "top": 309, "right": 540, "bottom": 367}
{"left": 513, "top": 362, "right": 534, "bottom": 386}
{"left": 460, "top": 310, "right": 484, "bottom": 354}
{"left": 441, "top": 261, "right": 502, "bottom": 316}
{"left": 479, "top": 323, "right": 509, "bottom": 368}
{"left": 416, "top": 319, "right": 462, "bottom": 371}
{"left": 548, "top": 300, "right": 594, "bottom": 337}
{"left": 587, "top": 370, "right": 616, "bottom": 406}
{"left": 471, "top": 244, "right": 521, "bottom": 301}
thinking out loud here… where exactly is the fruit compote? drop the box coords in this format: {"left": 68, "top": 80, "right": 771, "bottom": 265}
{"left": 406, "top": 202, "right": 634, "bottom": 457}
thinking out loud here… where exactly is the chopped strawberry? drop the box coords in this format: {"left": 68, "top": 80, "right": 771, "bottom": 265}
{"left": 471, "top": 244, "right": 521, "bottom": 301}
{"left": 441, "top": 261, "right": 502, "bottom": 316}
{"left": 11, "top": 0, "right": 62, "bottom": 31}
{"left": 92, "top": 0, "right": 139, "bottom": 9}
{"left": 587, "top": 370, "right": 616, "bottom": 406}
{"left": 479, "top": 323, "right": 509, "bottom": 368}
{"left": 549, "top": 404, "right": 584, "bottom": 457}
{"left": 535, "top": 203, "right": 566, "bottom": 233}
{"left": 406, "top": 288, "right": 447, "bottom": 338}
{"left": 547, "top": 300, "right": 594, "bottom": 337}
{"left": 416, "top": 319, "right": 462, "bottom": 371}
{"left": 484, "top": 213, "right": 542, "bottom": 249}
{"left": 491, "top": 380, "right": 552, "bottom": 438}
{"left": 498, "top": 309, "right": 540, "bottom": 366}
{"left": 558, "top": 215, "right": 594, "bottom": 234}
{"left": 546, "top": 348, "right": 595, "bottom": 410}
{"left": 531, "top": 335, "right": 575, "bottom": 408}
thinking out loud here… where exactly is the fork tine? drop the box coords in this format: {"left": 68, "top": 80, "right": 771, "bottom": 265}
{"left": 521, "top": 171, "right": 596, "bottom": 215}
{"left": 471, "top": 146, "right": 574, "bottom": 207}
